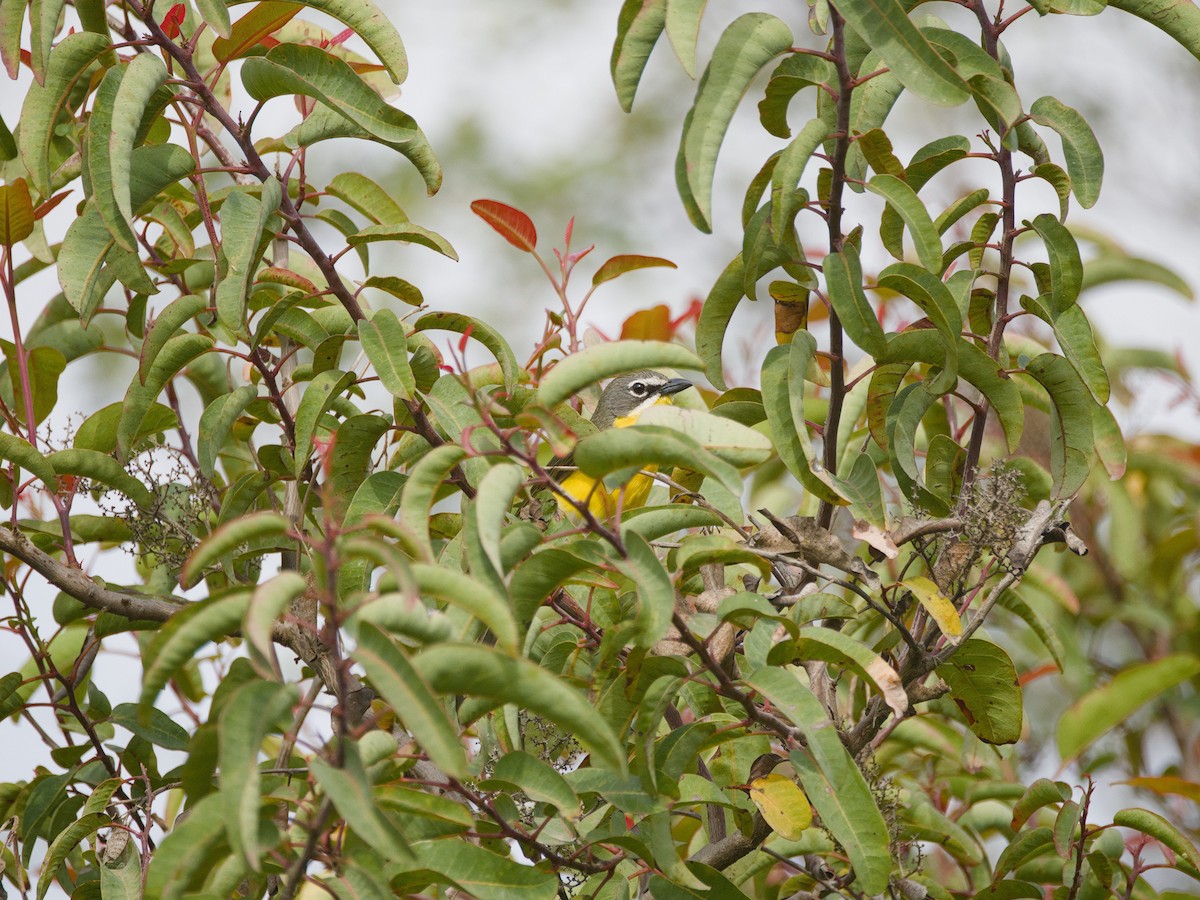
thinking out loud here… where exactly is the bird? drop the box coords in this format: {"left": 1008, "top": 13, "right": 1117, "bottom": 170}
{"left": 549, "top": 369, "right": 692, "bottom": 519}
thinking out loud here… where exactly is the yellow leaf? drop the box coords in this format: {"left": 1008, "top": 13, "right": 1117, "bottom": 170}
{"left": 748, "top": 773, "right": 812, "bottom": 840}
{"left": 903, "top": 576, "right": 963, "bottom": 641}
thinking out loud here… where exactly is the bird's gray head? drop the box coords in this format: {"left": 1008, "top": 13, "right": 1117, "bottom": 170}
{"left": 591, "top": 370, "right": 693, "bottom": 430}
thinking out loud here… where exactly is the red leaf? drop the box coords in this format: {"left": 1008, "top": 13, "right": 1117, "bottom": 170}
{"left": 592, "top": 254, "right": 677, "bottom": 288}
{"left": 457, "top": 323, "right": 474, "bottom": 355}
{"left": 470, "top": 199, "right": 537, "bottom": 253}
{"left": 33, "top": 190, "right": 72, "bottom": 220}
{"left": 213, "top": 1, "right": 304, "bottom": 64}
{"left": 161, "top": 3, "right": 186, "bottom": 38}
{"left": 0, "top": 178, "right": 35, "bottom": 247}
{"left": 620, "top": 305, "right": 672, "bottom": 342}
{"left": 670, "top": 297, "right": 703, "bottom": 329}
{"left": 564, "top": 216, "right": 574, "bottom": 248}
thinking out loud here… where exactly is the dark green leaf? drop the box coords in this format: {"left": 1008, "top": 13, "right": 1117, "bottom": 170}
{"left": 676, "top": 13, "right": 793, "bottom": 231}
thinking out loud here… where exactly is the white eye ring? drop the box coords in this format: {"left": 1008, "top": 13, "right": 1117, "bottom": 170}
{"left": 629, "top": 381, "right": 648, "bottom": 396}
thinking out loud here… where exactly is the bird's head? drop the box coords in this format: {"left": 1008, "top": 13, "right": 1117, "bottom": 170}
{"left": 591, "top": 369, "right": 693, "bottom": 430}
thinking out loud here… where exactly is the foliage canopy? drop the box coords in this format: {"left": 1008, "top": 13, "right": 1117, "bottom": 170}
{"left": 0, "top": 0, "right": 1197, "bottom": 897}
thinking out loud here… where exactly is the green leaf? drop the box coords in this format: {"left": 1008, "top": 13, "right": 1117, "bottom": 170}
{"left": 535, "top": 341, "right": 701, "bottom": 408}
{"left": 825, "top": 246, "right": 885, "bottom": 358}
{"left": 38, "top": 812, "right": 110, "bottom": 900}
{"left": 60, "top": 146, "right": 196, "bottom": 324}
{"left": 219, "top": 681, "right": 298, "bottom": 869}
{"left": 411, "top": 563, "right": 518, "bottom": 653}
{"left": 922, "top": 28, "right": 1023, "bottom": 140}
{"left": 413, "top": 644, "right": 626, "bottom": 772}
{"left": 293, "top": 369, "right": 356, "bottom": 477}
{"left": 611, "top": 0, "right": 667, "bottom": 112}
{"left": 108, "top": 53, "right": 169, "bottom": 251}
{"left": 109, "top": 702, "right": 189, "bottom": 750}
{"left": 217, "top": 681, "right": 291, "bottom": 873}
{"left": 1057, "top": 654, "right": 1200, "bottom": 761}
{"left": 842, "top": 52, "right": 904, "bottom": 188}
{"left": 881, "top": 331, "right": 1025, "bottom": 452}
{"left": 613, "top": 532, "right": 676, "bottom": 648}
{"left": 934, "top": 188, "right": 991, "bottom": 234}
{"left": 399, "top": 444, "right": 468, "bottom": 557}
{"left": 18, "top": 32, "right": 111, "bottom": 196}
{"left": 867, "top": 174, "right": 944, "bottom": 273}
{"left": 244, "top": 570, "right": 307, "bottom": 674}
{"left": 139, "top": 295, "right": 209, "bottom": 386}
{"left": 745, "top": 667, "right": 891, "bottom": 893}
{"left": 472, "top": 463, "right": 524, "bottom": 577}
{"left": 197, "top": 385, "right": 258, "bottom": 478}
{"left": 779, "top": 629, "right": 908, "bottom": 716}
{"left": 938, "top": 639, "right": 1023, "bottom": 744}
{"left": 180, "top": 512, "right": 291, "bottom": 589}
{"left": 282, "top": 104, "right": 442, "bottom": 195}
{"left": 1021, "top": 294, "right": 1108, "bottom": 405}
{"left": 408, "top": 839, "right": 559, "bottom": 900}
{"left": 835, "top": 0, "right": 970, "bottom": 106}
{"left": 771, "top": 118, "right": 830, "bottom": 238}
{"left": 232, "top": 0, "right": 408, "bottom": 83}
{"left": 634, "top": 404, "right": 773, "bottom": 467}
{"left": 4, "top": 344, "right": 65, "bottom": 427}
{"left": 676, "top": 13, "right": 794, "bottom": 231}
{"left": 414, "top": 311, "right": 518, "bottom": 395}
{"left": 1011, "top": 778, "right": 1071, "bottom": 830}
{"left": 140, "top": 592, "right": 250, "bottom": 710}
{"left": 573, "top": 424, "right": 742, "bottom": 498}
{"left": 217, "top": 182, "right": 283, "bottom": 335}
{"left": 1082, "top": 253, "right": 1194, "bottom": 298}
{"left": 195, "top": 0, "right": 232, "bottom": 38}
{"left": 665, "top": 0, "right": 706, "bottom": 77}
{"left": 1026, "top": 213, "right": 1083, "bottom": 312}
{"left": 143, "top": 793, "right": 226, "bottom": 897}
{"left": 759, "top": 53, "right": 836, "bottom": 138}
{"left": 312, "top": 743, "right": 412, "bottom": 861}
{"left": 362, "top": 274, "right": 424, "bottom": 305}
{"left": 0, "top": 431, "right": 56, "bottom": 487}
{"left": 359, "top": 309, "right": 415, "bottom": 400}
{"left": 46, "top": 448, "right": 153, "bottom": 508}
{"left": 993, "top": 827, "right": 1055, "bottom": 881}
{"left": 118, "top": 332, "right": 213, "bottom": 461}
{"left": 695, "top": 254, "right": 744, "bottom": 390}
{"left": 242, "top": 43, "right": 416, "bottom": 143}
{"left": 1112, "top": 807, "right": 1200, "bottom": 871}
{"left": 347, "top": 221, "right": 459, "bottom": 259}
{"left": 0, "top": 0, "right": 27, "bottom": 80}
{"left": 1090, "top": 403, "right": 1126, "bottom": 479}
{"left": 488, "top": 750, "right": 580, "bottom": 816}
{"left": 1108, "top": 0, "right": 1200, "bottom": 61}
{"left": 1029, "top": 96, "right": 1103, "bottom": 209}
{"left": 592, "top": 254, "right": 678, "bottom": 287}
{"left": 761, "top": 338, "right": 847, "bottom": 505}
{"left": 327, "top": 171, "right": 408, "bottom": 224}
{"left": 1023, "top": 353, "right": 1094, "bottom": 497}
{"left": 349, "top": 622, "right": 468, "bottom": 778}
{"left": 98, "top": 835, "right": 141, "bottom": 899}
{"left": 886, "top": 383, "right": 943, "bottom": 511}
{"left": 876, "top": 262, "right": 961, "bottom": 394}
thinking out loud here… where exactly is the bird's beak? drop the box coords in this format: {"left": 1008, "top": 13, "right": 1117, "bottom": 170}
{"left": 658, "top": 378, "right": 693, "bottom": 397}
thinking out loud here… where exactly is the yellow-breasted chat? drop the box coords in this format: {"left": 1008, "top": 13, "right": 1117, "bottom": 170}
{"left": 549, "top": 369, "right": 692, "bottom": 518}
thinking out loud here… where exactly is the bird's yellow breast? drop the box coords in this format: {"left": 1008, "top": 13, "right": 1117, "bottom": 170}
{"left": 611, "top": 394, "right": 676, "bottom": 430}
{"left": 560, "top": 396, "right": 675, "bottom": 518}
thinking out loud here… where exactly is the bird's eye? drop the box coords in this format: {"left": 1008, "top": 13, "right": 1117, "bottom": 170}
{"left": 629, "top": 381, "right": 647, "bottom": 397}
